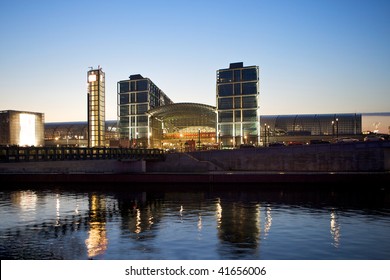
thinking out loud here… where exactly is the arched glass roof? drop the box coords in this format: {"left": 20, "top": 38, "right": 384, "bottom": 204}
{"left": 147, "top": 103, "right": 217, "bottom": 132}
{"left": 44, "top": 120, "right": 118, "bottom": 139}
{"left": 260, "top": 113, "right": 362, "bottom": 136}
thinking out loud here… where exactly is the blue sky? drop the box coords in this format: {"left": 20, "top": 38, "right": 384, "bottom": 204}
{"left": 1, "top": 0, "right": 389, "bottom": 122}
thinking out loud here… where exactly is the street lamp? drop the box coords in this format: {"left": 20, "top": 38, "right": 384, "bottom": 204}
{"left": 198, "top": 129, "right": 201, "bottom": 151}
{"left": 267, "top": 125, "right": 270, "bottom": 144}
{"left": 218, "top": 130, "right": 221, "bottom": 149}
{"left": 336, "top": 118, "right": 339, "bottom": 139}
{"left": 179, "top": 133, "right": 183, "bottom": 152}
{"left": 332, "top": 120, "right": 335, "bottom": 137}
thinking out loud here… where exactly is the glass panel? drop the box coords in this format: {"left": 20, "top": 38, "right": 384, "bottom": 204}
{"left": 137, "top": 80, "right": 148, "bottom": 91}
{"left": 119, "top": 94, "right": 129, "bottom": 104}
{"left": 242, "top": 68, "right": 257, "bottom": 81}
{"left": 234, "top": 70, "right": 241, "bottom": 82}
{"left": 235, "top": 111, "right": 241, "bottom": 122}
{"left": 234, "top": 84, "right": 241, "bottom": 95}
{"left": 119, "top": 117, "right": 129, "bottom": 126}
{"left": 220, "top": 124, "right": 233, "bottom": 136}
{"left": 130, "top": 81, "right": 136, "bottom": 91}
{"left": 136, "top": 92, "right": 148, "bottom": 103}
{"left": 119, "top": 105, "right": 129, "bottom": 116}
{"left": 234, "top": 97, "right": 241, "bottom": 109}
{"left": 243, "top": 123, "right": 258, "bottom": 136}
{"left": 242, "top": 96, "right": 257, "bottom": 108}
{"left": 242, "top": 110, "right": 257, "bottom": 122}
{"left": 130, "top": 105, "right": 136, "bottom": 115}
{"left": 235, "top": 123, "right": 241, "bottom": 135}
{"left": 218, "top": 84, "right": 233, "bottom": 96}
{"left": 137, "top": 116, "right": 148, "bottom": 126}
{"left": 130, "top": 128, "right": 136, "bottom": 138}
{"left": 119, "top": 82, "right": 129, "bottom": 93}
{"left": 130, "top": 93, "right": 136, "bottom": 103}
{"left": 218, "top": 111, "right": 233, "bottom": 122}
{"left": 136, "top": 104, "right": 148, "bottom": 114}
{"left": 218, "top": 97, "right": 233, "bottom": 109}
{"left": 218, "top": 70, "right": 233, "bottom": 83}
{"left": 242, "top": 82, "right": 257, "bottom": 95}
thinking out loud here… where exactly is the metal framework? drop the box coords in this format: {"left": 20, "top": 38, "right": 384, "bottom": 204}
{"left": 147, "top": 103, "right": 217, "bottom": 133}
{"left": 0, "top": 146, "right": 165, "bottom": 162}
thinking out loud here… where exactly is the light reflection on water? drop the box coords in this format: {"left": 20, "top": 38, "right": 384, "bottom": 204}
{"left": 0, "top": 185, "right": 389, "bottom": 260}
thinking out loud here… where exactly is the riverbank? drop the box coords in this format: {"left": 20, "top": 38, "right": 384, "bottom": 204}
{"left": 1, "top": 171, "right": 389, "bottom": 189}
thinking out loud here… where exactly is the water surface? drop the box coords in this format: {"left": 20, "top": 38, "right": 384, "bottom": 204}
{"left": 0, "top": 184, "right": 389, "bottom": 260}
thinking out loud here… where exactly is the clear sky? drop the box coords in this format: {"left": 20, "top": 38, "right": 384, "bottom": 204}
{"left": 1, "top": 0, "right": 389, "bottom": 122}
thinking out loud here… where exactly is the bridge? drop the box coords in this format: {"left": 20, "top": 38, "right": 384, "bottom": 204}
{"left": 0, "top": 146, "right": 166, "bottom": 163}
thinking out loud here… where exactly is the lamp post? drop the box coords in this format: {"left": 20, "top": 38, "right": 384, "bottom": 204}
{"left": 179, "top": 133, "right": 183, "bottom": 152}
{"left": 267, "top": 125, "right": 270, "bottom": 144}
{"left": 264, "top": 123, "right": 267, "bottom": 147}
{"left": 198, "top": 129, "right": 201, "bottom": 151}
{"left": 332, "top": 120, "right": 335, "bottom": 137}
{"left": 218, "top": 130, "right": 221, "bottom": 149}
{"left": 336, "top": 118, "right": 339, "bottom": 139}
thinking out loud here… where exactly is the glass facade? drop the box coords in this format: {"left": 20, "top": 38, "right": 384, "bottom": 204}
{"left": 260, "top": 113, "right": 362, "bottom": 144}
{"left": 117, "top": 74, "right": 173, "bottom": 148}
{"left": 216, "top": 62, "right": 260, "bottom": 147}
{"left": 44, "top": 120, "right": 118, "bottom": 147}
{"left": 87, "top": 68, "right": 105, "bottom": 147}
{"left": 147, "top": 103, "right": 217, "bottom": 151}
{"left": 0, "top": 110, "right": 44, "bottom": 146}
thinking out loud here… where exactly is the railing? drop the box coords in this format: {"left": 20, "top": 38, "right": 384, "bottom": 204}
{"left": 0, "top": 146, "right": 166, "bottom": 162}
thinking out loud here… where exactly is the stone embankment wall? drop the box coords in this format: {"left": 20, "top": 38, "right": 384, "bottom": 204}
{"left": 188, "top": 141, "right": 390, "bottom": 172}
{"left": 0, "top": 159, "right": 146, "bottom": 174}
{"left": 0, "top": 141, "right": 389, "bottom": 174}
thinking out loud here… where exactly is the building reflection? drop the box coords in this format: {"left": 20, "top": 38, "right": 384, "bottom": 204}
{"left": 116, "top": 192, "right": 161, "bottom": 241}
{"left": 264, "top": 206, "right": 272, "bottom": 238}
{"left": 55, "top": 194, "right": 60, "bottom": 226}
{"left": 6, "top": 188, "right": 387, "bottom": 260}
{"left": 10, "top": 190, "right": 37, "bottom": 212}
{"left": 215, "top": 198, "right": 222, "bottom": 229}
{"left": 216, "top": 199, "right": 262, "bottom": 257}
{"left": 85, "top": 194, "right": 108, "bottom": 259}
{"left": 330, "top": 209, "right": 341, "bottom": 248}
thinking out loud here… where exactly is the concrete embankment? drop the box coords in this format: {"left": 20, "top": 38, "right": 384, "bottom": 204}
{"left": 188, "top": 141, "right": 390, "bottom": 172}
{"left": 1, "top": 172, "right": 389, "bottom": 188}
{"left": 0, "top": 141, "right": 389, "bottom": 186}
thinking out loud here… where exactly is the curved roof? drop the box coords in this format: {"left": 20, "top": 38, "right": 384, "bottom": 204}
{"left": 147, "top": 103, "right": 216, "bottom": 132}
{"left": 44, "top": 120, "right": 118, "bottom": 138}
{"left": 260, "top": 113, "right": 362, "bottom": 135}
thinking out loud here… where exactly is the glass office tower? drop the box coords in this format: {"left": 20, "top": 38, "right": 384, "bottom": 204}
{"left": 87, "top": 67, "right": 105, "bottom": 147}
{"left": 117, "top": 74, "right": 173, "bottom": 148}
{"left": 216, "top": 62, "right": 260, "bottom": 147}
